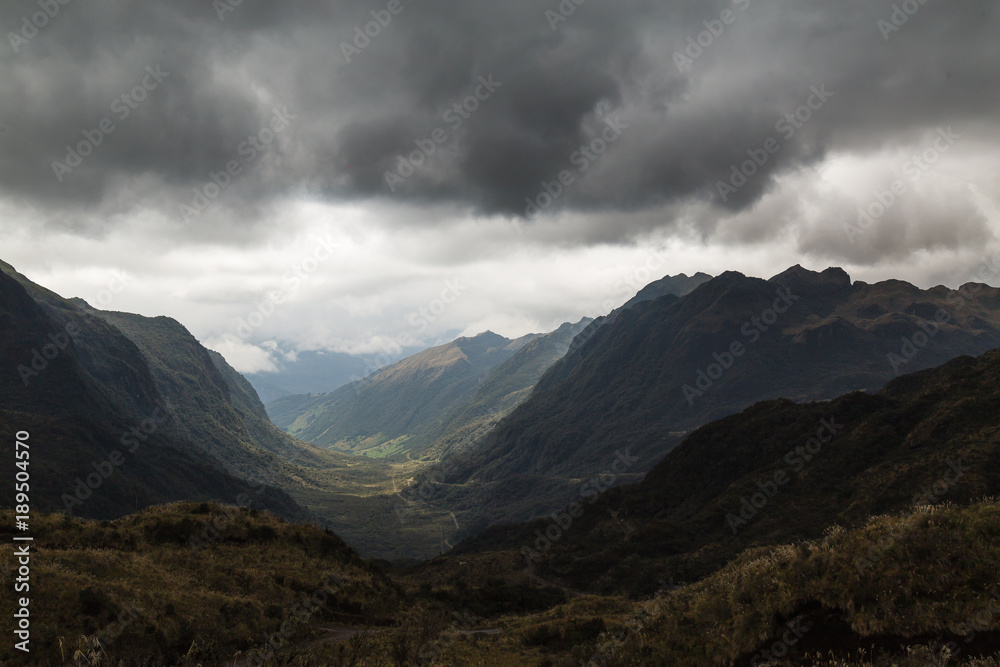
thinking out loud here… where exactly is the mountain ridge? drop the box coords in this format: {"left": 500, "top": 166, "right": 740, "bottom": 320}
{"left": 431, "top": 265, "right": 1000, "bottom": 539}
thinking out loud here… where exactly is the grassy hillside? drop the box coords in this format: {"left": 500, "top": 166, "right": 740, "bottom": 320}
{"left": 269, "top": 320, "right": 592, "bottom": 464}
{"left": 480, "top": 501, "right": 1000, "bottom": 666}
{"left": 2, "top": 502, "right": 998, "bottom": 665}
{"left": 0, "top": 504, "right": 400, "bottom": 666}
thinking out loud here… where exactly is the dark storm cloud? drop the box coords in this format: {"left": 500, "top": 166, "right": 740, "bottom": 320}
{"left": 1, "top": 0, "right": 998, "bottom": 228}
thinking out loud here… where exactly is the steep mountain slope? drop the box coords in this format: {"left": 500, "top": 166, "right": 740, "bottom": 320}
{"left": 208, "top": 349, "right": 272, "bottom": 421}
{"left": 85, "top": 308, "right": 359, "bottom": 478}
{"left": 413, "top": 318, "right": 594, "bottom": 461}
{"left": 436, "top": 265, "right": 1000, "bottom": 537}
{"left": 536, "top": 272, "right": 713, "bottom": 391}
{"left": 621, "top": 271, "right": 713, "bottom": 309}
{"left": 457, "top": 347, "right": 1000, "bottom": 596}
{"left": 0, "top": 263, "right": 303, "bottom": 520}
{"left": 269, "top": 331, "right": 538, "bottom": 457}
{"left": 90, "top": 308, "right": 290, "bottom": 479}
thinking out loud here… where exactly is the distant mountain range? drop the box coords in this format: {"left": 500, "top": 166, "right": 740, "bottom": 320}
{"left": 268, "top": 331, "right": 535, "bottom": 456}
{"left": 267, "top": 323, "right": 595, "bottom": 459}
{"left": 244, "top": 344, "right": 441, "bottom": 404}
{"left": 431, "top": 266, "right": 1000, "bottom": 538}
{"left": 245, "top": 349, "right": 376, "bottom": 404}
{"left": 267, "top": 272, "right": 716, "bottom": 462}
{"left": 414, "top": 320, "right": 598, "bottom": 462}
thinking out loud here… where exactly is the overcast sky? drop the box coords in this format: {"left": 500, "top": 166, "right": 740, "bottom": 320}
{"left": 2, "top": 0, "right": 998, "bottom": 373}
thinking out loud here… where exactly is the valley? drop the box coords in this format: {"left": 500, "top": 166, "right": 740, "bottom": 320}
{"left": 3, "top": 261, "right": 1000, "bottom": 665}
{"left": 4, "top": 2, "right": 999, "bottom": 663}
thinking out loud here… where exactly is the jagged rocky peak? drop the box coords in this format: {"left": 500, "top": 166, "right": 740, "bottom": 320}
{"left": 770, "top": 265, "right": 853, "bottom": 290}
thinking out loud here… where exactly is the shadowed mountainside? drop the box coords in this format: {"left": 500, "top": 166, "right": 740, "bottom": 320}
{"left": 456, "top": 347, "right": 1000, "bottom": 598}
{"left": 434, "top": 265, "right": 1000, "bottom": 538}
{"left": 0, "top": 262, "right": 304, "bottom": 520}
